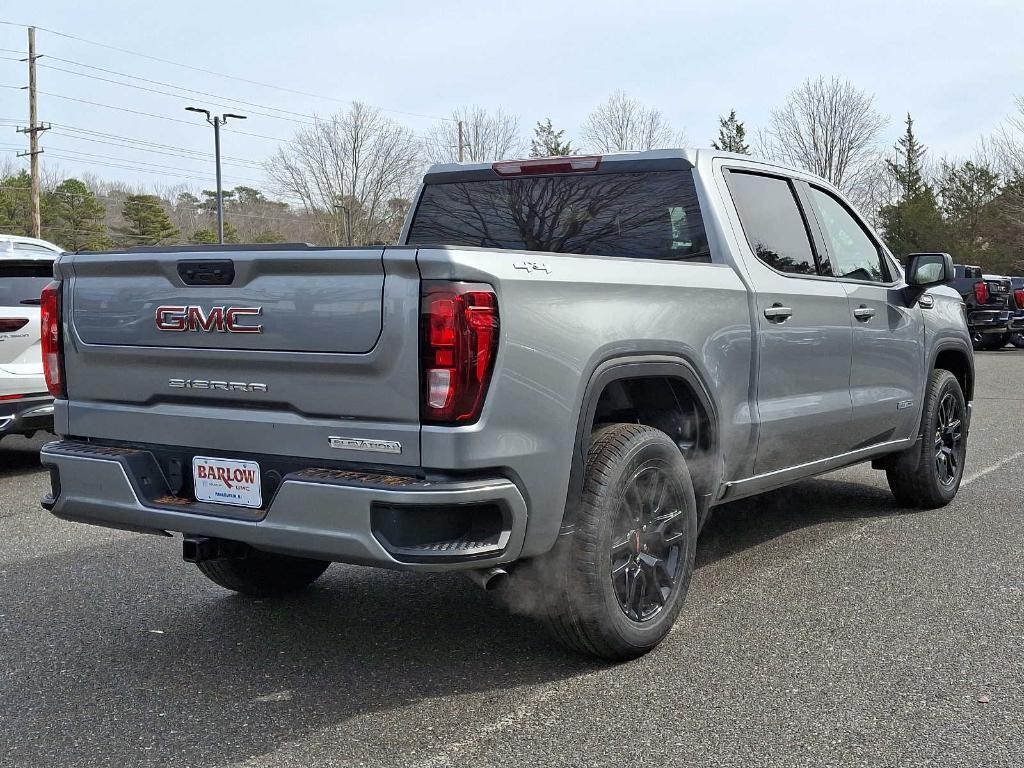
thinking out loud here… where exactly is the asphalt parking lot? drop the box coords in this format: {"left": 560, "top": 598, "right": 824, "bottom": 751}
{"left": 1, "top": 350, "right": 1021, "bottom": 768}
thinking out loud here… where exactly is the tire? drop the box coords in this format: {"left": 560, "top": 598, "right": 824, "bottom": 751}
{"left": 980, "top": 333, "right": 1010, "bottom": 351}
{"left": 1012, "top": 332, "right": 1024, "bottom": 349}
{"left": 196, "top": 550, "right": 330, "bottom": 596}
{"left": 885, "top": 369, "right": 967, "bottom": 509}
{"left": 536, "top": 423, "right": 697, "bottom": 661}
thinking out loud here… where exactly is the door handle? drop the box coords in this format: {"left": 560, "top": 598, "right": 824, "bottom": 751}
{"left": 764, "top": 304, "right": 793, "bottom": 322}
{"left": 853, "top": 305, "right": 876, "bottom": 322}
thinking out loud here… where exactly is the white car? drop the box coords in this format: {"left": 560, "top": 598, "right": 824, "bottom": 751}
{"left": 1, "top": 235, "right": 62, "bottom": 439}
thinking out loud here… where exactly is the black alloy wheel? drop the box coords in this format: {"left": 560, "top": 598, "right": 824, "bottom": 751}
{"left": 934, "top": 392, "right": 964, "bottom": 487}
{"left": 609, "top": 463, "right": 689, "bottom": 623}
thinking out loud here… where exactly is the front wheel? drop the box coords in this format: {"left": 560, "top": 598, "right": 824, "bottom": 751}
{"left": 535, "top": 423, "right": 697, "bottom": 660}
{"left": 885, "top": 369, "right": 967, "bottom": 508}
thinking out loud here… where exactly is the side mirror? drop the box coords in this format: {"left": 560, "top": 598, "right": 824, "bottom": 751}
{"left": 905, "top": 252, "right": 954, "bottom": 287}
{"left": 904, "top": 252, "right": 954, "bottom": 303}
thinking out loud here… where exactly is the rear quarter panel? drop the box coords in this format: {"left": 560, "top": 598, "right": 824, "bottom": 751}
{"left": 416, "top": 246, "right": 753, "bottom": 557}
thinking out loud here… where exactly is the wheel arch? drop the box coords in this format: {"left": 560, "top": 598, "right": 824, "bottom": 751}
{"left": 931, "top": 340, "right": 974, "bottom": 402}
{"left": 562, "top": 356, "right": 723, "bottom": 534}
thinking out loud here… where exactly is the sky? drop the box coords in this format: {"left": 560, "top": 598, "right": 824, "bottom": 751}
{"left": 1, "top": 0, "right": 1022, "bottom": 197}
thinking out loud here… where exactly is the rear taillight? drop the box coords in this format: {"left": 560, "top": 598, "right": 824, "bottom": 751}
{"left": 0, "top": 318, "right": 29, "bottom": 333}
{"left": 1014, "top": 288, "right": 1024, "bottom": 310}
{"left": 974, "top": 281, "right": 988, "bottom": 304}
{"left": 492, "top": 155, "right": 601, "bottom": 176}
{"left": 421, "top": 283, "right": 498, "bottom": 424}
{"left": 40, "top": 280, "right": 65, "bottom": 398}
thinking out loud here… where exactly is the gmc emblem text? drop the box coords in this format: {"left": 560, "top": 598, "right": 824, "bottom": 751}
{"left": 156, "top": 305, "right": 263, "bottom": 333}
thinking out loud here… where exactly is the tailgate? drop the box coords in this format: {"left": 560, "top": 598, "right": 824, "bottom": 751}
{"left": 60, "top": 246, "right": 423, "bottom": 466}
{"left": 985, "top": 278, "right": 1012, "bottom": 308}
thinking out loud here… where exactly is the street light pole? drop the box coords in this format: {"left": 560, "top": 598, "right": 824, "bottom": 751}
{"left": 185, "top": 107, "right": 246, "bottom": 244}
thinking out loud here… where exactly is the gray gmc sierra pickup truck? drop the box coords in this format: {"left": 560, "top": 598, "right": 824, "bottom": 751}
{"left": 40, "top": 149, "right": 974, "bottom": 660}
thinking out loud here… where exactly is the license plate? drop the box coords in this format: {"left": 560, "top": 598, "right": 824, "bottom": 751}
{"left": 192, "top": 456, "right": 262, "bottom": 508}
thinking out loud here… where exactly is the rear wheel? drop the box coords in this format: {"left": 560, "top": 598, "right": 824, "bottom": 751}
{"left": 1010, "top": 332, "right": 1024, "bottom": 349}
{"left": 885, "top": 369, "right": 967, "bottom": 508}
{"left": 196, "top": 550, "right": 330, "bottom": 596}
{"left": 536, "top": 423, "right": 697, "bottom": 660}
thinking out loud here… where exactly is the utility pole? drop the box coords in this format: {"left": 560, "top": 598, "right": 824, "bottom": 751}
{"left": 457, "top": 119, "right": 465, "bottom": 163}
{"left": 16, "top": 27, "right": 50, "bottom": 239}
{"left": 185, "top": 106, "right": 246, "bottom": 244}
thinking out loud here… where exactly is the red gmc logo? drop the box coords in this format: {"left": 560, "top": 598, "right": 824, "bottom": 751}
{"left": 155, "top": 305, "right": 263, "bottom": 334}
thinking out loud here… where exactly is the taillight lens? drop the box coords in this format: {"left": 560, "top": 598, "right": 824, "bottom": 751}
{"left": 40, "top": 280, "right": 65, "bottom": 398}
{"left": 974, "top": 281, "right": 988, "bottom": 304}
{"left": 1014, "top": 288, "right": 1024, "bottom": 310}
{"left": 421, "top": 283, "right": 498, "bottom": 424}
{"left": 0, "top": 318, "right": 29, "bottom": 332}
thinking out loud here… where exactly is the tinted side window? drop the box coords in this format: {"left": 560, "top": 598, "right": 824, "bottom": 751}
{"left": 807, "top": 187, "right": 888, "bottom": 283}
{"left": 726, "top": 171, "right": 819, "bottom": 276}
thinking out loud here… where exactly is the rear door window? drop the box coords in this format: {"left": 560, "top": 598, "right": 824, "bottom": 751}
{"left": 0, "top": 261, "right": 53, "bottom": 306}
{"left": 725, "top": 171, "right": 822, "bottom": 276}
{"left": 407, "top": 170, "right": 711, "bottom": 262}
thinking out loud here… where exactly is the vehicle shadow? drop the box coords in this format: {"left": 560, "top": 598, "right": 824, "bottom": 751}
{"left": 0, "top": 432, "right": 51, "bottom": 478}
{"left": 696, "top": 475, "right": 901, "bottom": 568}
{"left": 1, "top": 473, "right": 902, "bottom": 767}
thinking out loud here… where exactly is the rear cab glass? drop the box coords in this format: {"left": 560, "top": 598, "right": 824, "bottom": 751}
{"left": 406, "top": 170, "right": 711, "bottom": 262}
{"left": 0, "top": 259, "right": 54, "bottom": 306}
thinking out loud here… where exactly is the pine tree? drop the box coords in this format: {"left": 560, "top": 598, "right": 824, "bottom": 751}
{"left": 43, "top": 178, "right": 112, "bottom": 251}
{"left": 711, "top": 110, "right": 750, "bottom": 154}
{"left": 190, "top": 220, "right": 240, "bottom": 244}
{"left": 118, "top": 194, "right": 178, "bottom": 246}
{"left": 940, "top": 160, "right": 1020, "bottom": 272}
{"left": 223, "top": 220, "right": 241, "bottom": 243}
{"left": 529, "top": 119, "right": 573, "bottom": 157}
{"left": 190, "top": 228, "right": 217, "bottom": 244}
{"left": 887, "top": 114, "right": 928, "bottom": 200}
{"left": 877, "top": 114, "right": 945, "bottom": 256}
{"left": 251, "top": 229, "right": 286, "bottom": 244}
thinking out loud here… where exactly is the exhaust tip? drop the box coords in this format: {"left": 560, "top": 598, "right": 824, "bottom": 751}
{"left": 465, "top": 566, "right": 510, "bottom": 591}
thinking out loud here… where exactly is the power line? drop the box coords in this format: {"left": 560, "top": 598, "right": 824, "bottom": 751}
{"left": 1, "top": 84, "right": 295, "bottom": 142}
{"left": 37, "top": 61, "right": 320, "bottom": 126}
{"left": 51, "top": 123, "right": 265, "bottom": 165}
{"left": 2, "top": 147, "right": 263, "bottom": 185}
{"left": 0, "top": 141, "right": 266, "bottom": 180}
{"left": 0, "top": 19, "right": 456, "bottom": 123}
{"left": 42, "top": 55, "right": 323, "bottom": 122}
{"left": 49, "top": 128, "right": 266, "bottom": 168}
{"left": 5, "top": 118, "right": 268, "bottom": 168}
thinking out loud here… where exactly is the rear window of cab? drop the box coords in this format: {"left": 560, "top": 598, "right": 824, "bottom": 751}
{"left": 407, "top": 170, "right": 711, "bottom": 262}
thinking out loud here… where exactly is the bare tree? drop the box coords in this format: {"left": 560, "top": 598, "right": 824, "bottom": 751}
{"left": 266, "top": 102, "right": 422, "bottom": 245}
{"left": 424, "top": 106, "right": 524, "bottom": 164}
{"left": 760, "top": 76, "right": 888, "bottom": 204}
{"left": 581, "top": 91, "right": 684, "bottom": 153}
{"left": 992, "top": 95, "right": 1024, "bottom": 177}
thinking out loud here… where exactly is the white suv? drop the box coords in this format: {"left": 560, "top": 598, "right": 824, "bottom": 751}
{"left": 1, "top": 235, "right": 62, "bottom": 439}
